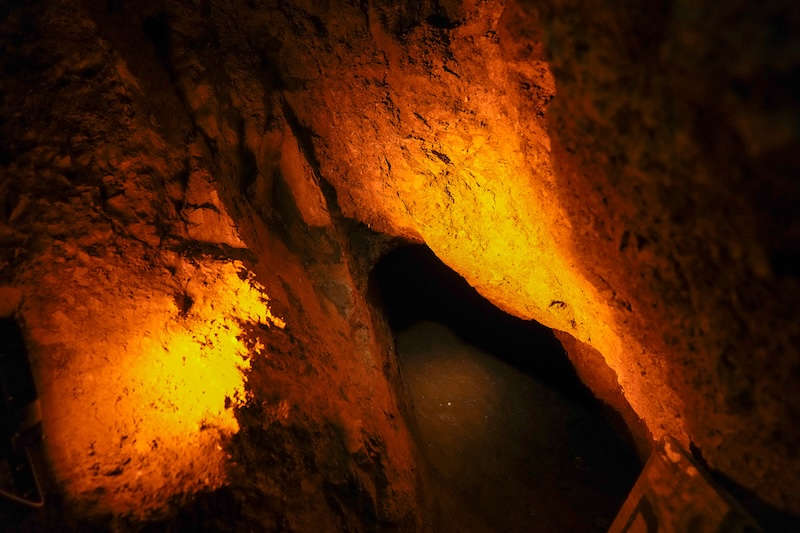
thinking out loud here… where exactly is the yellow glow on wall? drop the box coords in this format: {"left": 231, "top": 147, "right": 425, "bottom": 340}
{"left": 29, "top": 259, "right": 284, "bottom": 515}
{"left": 300, "top": 42, "right": 687, "bottom": 445}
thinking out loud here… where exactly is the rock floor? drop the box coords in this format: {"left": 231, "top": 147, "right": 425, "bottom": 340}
{"left": 397, "top": 321, "right": 639, "bottom": 532}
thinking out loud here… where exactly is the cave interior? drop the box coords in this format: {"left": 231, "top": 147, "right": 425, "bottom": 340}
{"left": 1, "top": 0, "right": 799, "bottom": 531}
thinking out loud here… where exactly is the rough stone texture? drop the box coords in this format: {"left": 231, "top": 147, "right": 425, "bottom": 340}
{"left": 1, "top": 1, "right": 421, "bottom": 528}
{"left": 219, "top": 0, "right": 799, "bottom": 515}
{"left": 537, "top": 0, "right": 800, "bottom": 514}
{"left": 1, "top": 0, "right": 799, "bottom": 526}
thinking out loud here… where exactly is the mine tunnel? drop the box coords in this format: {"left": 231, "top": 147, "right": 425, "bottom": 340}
{"left": 370, "top": 245, "right": 641, "bottom": 532}
{"left": 1, "top": 0, "right": 800, "bottom": 531}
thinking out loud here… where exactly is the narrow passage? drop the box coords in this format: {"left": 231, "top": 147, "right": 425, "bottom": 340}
{"left": 372, "top": 245, "right": 641, "bottom": 532}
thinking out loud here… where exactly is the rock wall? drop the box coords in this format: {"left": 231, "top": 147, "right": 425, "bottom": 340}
{"left": 1, "top": 1, "right": 421, "bottom": 528}
{"left": 219, "top": 0, "right": 799, "bottom": 514}
{"left": 1, "top": 0, "right": 798, "bottom": 525}
{"left": 537, "top": 0, "right": 800, "bottom": 514}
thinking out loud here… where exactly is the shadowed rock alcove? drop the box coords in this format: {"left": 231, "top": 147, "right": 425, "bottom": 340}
{"left": 371, "top": 245, "right": 641, "bottom": 532}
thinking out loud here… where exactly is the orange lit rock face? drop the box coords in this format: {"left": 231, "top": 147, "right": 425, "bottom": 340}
{"left": 234, "top": 0, "right": 799, "bottom": 513}
{"left": 1, "top": 4, "right": 421, "bottom": 526}
{"left": 536, "top": 2, "right": 800, "bottom": 513}
{"left": 270, "top": 0, "right": 678, "bottom": 449}
{"left": 22, "top": 253, "right": 283, "bottom": 514}
{"left": 3, "top": 64, "right": 286, "bottom": 509}
{"left": 2, "top": 0, "right": 799, "bottom": 525}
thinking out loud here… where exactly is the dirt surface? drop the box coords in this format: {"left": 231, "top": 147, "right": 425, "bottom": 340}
{"left": 397, "top": 321, "right": 639, "bottom": 532}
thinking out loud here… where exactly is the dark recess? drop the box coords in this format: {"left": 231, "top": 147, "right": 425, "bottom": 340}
{"left": 370, "top": 244, "right": 643, "bottom": 531}
{"left": 372, "top": 244, "right": 602, "bottom": 403}
{"left": 689, "top": 442, "right": 800, "bottom": 532}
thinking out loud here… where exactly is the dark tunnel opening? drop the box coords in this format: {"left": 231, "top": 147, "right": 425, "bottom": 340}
{"left": 370, "top": 244, "right": 642, "bottom": 532}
